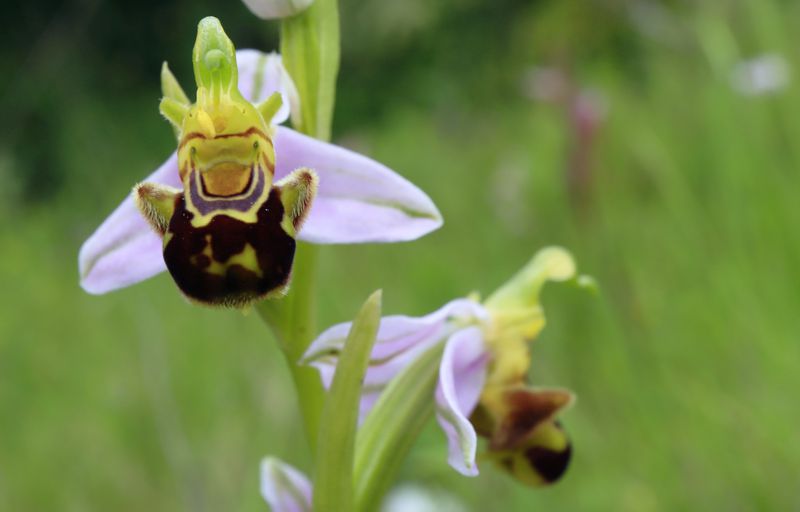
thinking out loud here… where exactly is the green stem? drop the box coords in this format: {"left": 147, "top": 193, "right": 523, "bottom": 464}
{"left": 280, "top": 0, "right": 340, "bottom": 140}
{"left": 257, "top": 0, "right": 340, "bottom": 458}
{"left": 256, "top": 244, "right": 324, "bottom": 454}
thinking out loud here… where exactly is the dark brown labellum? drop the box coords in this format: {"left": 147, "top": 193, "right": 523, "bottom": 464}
{"left": 163, "top": 189, "right": 295, "bottom": 307}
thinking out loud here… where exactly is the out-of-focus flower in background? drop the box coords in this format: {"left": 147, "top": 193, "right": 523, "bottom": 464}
{"left": 520, "top": 66, "right": 608, "bottom": 212}
{"left": 731, "top": 54, "right": 790, "bottom": 96}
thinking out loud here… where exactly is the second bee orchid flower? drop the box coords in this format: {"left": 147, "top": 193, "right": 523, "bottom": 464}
{"left": 304, "top": 247, "right": 584, "bottom": 485}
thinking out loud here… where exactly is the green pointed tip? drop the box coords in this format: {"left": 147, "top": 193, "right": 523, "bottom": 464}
{"left": 192, "top": 16, "right": 238, "bottom": 98}
{"left": 195, "top": 16, "right": 231, "bottom": 56}
{"left": 257, "top": 92, "right": 284, "bottom": 123}
{"left": 576, "top": 274, "right": 599, "bottom": 294}
{"left": 484, "top": 246, "right": 578, "bottom": 311}
{"left": 161, "top": 62, "right": 190, "bottom": 105}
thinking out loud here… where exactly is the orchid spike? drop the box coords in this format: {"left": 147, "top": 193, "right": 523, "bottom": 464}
{"left": 305, "top": 247, "right": 587, "bottom": 486}
{"left": 78, "top": 21, "right": 442, "bottom": 300}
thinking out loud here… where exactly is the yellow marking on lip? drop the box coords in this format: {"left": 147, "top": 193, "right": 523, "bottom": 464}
{"left": 185, "top": 165, "right": 270, "bottom": 228}
{"left": 191, "top": 235, "right": 262, "bottom": 277}
{"left": 193, "top": 235, "right": 225, "bottom": 276}
{"left": 201, "top": 162, "right": 251, "bottom": 196}
{"left": 227, "top": 243, "right": 262, "bottom": 276}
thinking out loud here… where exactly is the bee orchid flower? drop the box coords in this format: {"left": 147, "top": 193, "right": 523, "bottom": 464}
{"left": 78, "top": 17, "right": 442, "bottom": 303}
{"left": 303, "top": 247, "right": 584, "bottom": 486}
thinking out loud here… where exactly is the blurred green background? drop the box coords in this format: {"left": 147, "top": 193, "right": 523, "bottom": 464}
{"left": 2, "top": 0, "right": 800, "bottom": 510}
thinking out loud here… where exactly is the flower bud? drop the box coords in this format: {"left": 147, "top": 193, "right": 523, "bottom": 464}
{"left": 241, "top": 0, "right": 314, "bottom": 19}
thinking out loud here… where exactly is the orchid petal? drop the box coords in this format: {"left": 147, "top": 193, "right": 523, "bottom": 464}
{"left": 274, "top": 127, "right": 443, "bottom": 243}
{"left": 260, "top": 457, "right": 312, "bottom": 512}
{"left": 435, "top": 326, "right": 489, "bottom": 476}
{"left": 235, "top": 50, "right": 298, "bottom": 124}
{"left": 304, "top": 299, "right": 487, "bottom": 419}
{"left": 78, "top": 154, "right": 178, "bottom": 294}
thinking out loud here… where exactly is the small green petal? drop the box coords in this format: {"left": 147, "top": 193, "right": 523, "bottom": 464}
{"left": 257, "top": 91, "right": 284, "bottom": 123}
{"left": 158, "top": 97, "right": 188, "bottom": 131}
{"left": 161, "top": 61, "right": 190, "bottom": 106}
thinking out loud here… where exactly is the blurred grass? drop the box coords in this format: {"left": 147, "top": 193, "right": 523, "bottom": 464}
{"left": 2, "top": 0, "right": 800, "bottom": 510}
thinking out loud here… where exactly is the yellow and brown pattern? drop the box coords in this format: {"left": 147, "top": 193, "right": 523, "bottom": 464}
{"left": 163, "top": 189, "right": 295, "bottom": 307}
{"left": 471, "top": 386, "right": 573, "bottom": 486}
{"left": 133, "top": 17, "right": 317, "bottom": 308}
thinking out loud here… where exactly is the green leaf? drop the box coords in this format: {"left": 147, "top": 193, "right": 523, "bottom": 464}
{"left": 280, "top": 0, "right": 340, "bottom": 140}
{"left": 354, "top": 343, "right": 445, "bottom": 512}
{"left": 313, "top": 290, "right": 382, "bottom": 512}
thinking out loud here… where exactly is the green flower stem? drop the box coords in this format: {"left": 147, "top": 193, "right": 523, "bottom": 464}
{"left": 256, "top": 244, "right": 323, "bottom": 454}
{"left": 354, "top": 343, "right": 446, "bottom": 512}
{"left": 257, "top": 0, "right": 340, "bottom": 457}
{"left": 280, "top": 0, "right": 340, "bottom": 140}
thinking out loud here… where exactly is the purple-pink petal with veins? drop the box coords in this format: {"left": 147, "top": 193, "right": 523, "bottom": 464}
{"left": 304, "top": 299, "right": 486, "bottom": 420}
{"left": 78, "top": 154, "right": 179, "bottom": 294}
{"left": 237, "top": 50, "right": 297, "bottom": 125}
{"left": 274, "top": 127, "right": 442, "bottom": 244}
{"left": 435, "top": 326, "right": 489, "bottom": 476}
